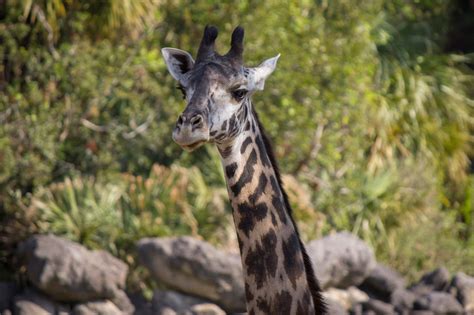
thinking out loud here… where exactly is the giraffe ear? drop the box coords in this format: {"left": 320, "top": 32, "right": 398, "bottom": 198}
{"left": 247, "top": 54, "right": 280, "bottom": 91}
{"left": 162, "top": 48, "right": 195, "bottom": 81}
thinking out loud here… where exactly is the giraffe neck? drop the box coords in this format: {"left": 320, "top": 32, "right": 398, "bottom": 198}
{"left": 216, "top": 102, "right": 317, "bottom": 314}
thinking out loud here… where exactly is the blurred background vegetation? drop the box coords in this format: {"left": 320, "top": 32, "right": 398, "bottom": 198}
{"left": 1, "top": 0, "right": 473, "bottom": 289}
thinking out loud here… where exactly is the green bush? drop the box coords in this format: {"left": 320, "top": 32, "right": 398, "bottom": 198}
{"left": 378, "top": 206, "right": 474, "bottom": 282}
{"left": 33, "top": 177, "right": 123, "bottom": 249}
{"left": 118, "top": 163, "right": 231, "bottom": 248}
{"left": 30, "top": 164, "right": 231, "bottom": 255}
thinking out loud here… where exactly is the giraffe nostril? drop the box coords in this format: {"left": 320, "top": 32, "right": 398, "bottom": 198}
{"left": 190, "top": 115, "right": 203, "bottom": 127}
{"left": 177, "top": 115, "right": 184, "bottom": 125}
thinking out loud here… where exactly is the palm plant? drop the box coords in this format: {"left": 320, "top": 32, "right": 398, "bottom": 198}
{"left": 19, "top": 0, "right": 157, "bottom": 41}
{"left": 370, "top": 8, "right": 473, "bottom": 182}
{"left": 31, "top": 164, "right": 231, "bottom": 255}
{"left": 119, "top": 164, "right": 230, "bottom": 246}
{"left": 32, "top": 177, "right": 123, "bottom": 250}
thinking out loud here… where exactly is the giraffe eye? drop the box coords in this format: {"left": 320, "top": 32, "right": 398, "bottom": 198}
{"left": 232, "top": 89, "right": 247, "bottom": 101}
{"left": 176, "top": 84, "right": 186, "bottom": 99}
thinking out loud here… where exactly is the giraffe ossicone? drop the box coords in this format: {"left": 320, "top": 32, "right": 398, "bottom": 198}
{"left": 162, "top": 25, "right": 327, "bottom": 315}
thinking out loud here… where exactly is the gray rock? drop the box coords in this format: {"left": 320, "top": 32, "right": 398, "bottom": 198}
{"left": 14, "top": 289, "right": 71, "bottom": 315}
{"left": 359, "top": 264, "right": 405, "bottom": 301}
{"left": 390, "top": 288, "right": 415, "bottom": 312}
{"left": 187, "top": 303, "right": 226, "bottom": 315}
{"left": 0, "top": 282, "right": 18, "bottom": 312}
{"left": 410, "top": 268, "right": 450, "bottom": 296}
{"left": 155, "top": 307, "right": 177, "bottom": 315}
{"left": 137, "top": 237, "right": 245, "bottom": 313}
{"left": 361, "top": 299, "right": 395, "bottom": 315}
{"left": 14, "top": 301, "right": 53, "bottom": 315}
{"left": 323, "top": 287, "right": 368, "bottom": 310}
{"left": 73, "top": 300, "right": 123, "bottom": 315}
{"left": 17, "top": 234, "right": 132, "bottom": 313}
{"left": 14, "top": 296, "right": 54, "bottom": 315}
{"left": 306, "top": 232, "right": 376, "bottom": 289}
{"left": 151, "top": 290, "right": 225, "bottom": 315}
{"left": 325, "top": 298, "right": 348, "bottom": 315}
{"left": 451, "top": 272, "right": 474, "bottom": 312}
{"left": 110, "top": 290, "right": 134, "bottom": 314}
{"left": 152, "top": 290, "right": 208, "bottom": 314}
{"left": 414, "top": 291, "right": 463, "bottom": 313}
{"left": 350, "top": 303, "right": 362, "bottom": 315}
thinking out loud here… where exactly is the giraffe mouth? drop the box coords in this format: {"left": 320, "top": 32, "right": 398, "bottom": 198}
{"left": 172, "top": 120, "right": 209, "bottom": 152}
{"left": 181, "top": 139, "right": 207, "bottom": 151}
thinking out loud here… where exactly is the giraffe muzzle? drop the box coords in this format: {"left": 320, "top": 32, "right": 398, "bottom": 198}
{"left": 172, "top": 112, "right": 210, "bottom": 151}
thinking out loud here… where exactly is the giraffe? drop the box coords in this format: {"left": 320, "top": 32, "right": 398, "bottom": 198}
{"left": 162, "top": 25, "right": 327, "bottom": 315}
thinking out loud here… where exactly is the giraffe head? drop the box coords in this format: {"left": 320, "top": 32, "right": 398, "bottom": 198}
{"left": 162, "top": 26, "right": 279, "bottom": 151}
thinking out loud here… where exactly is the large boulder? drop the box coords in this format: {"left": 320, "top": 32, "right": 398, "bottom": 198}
{"left": 451, "top": 272, "right": 474, "bottom": 312}
{"left": 358, "top": 263, "right": 405, "bottom": 302}
{"left": 306, "top": 232, "right": 376, "bottom": 289}
{"left": 414, "top": 291, "right": 463, "bottom": 313}
{"left": 137, "top": 237, "right": 245, "bottom": 313}
{"left": 17, "top": 234, "right": 132, "bottom": 313}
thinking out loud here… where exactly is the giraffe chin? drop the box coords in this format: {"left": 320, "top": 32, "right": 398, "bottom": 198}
{"left": 180, "top": 140, "right": 207, "bottom": 152}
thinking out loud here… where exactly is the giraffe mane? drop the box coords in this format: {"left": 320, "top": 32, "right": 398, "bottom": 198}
{"left": 251, "top": 107, "right": 328, "bottom": 314}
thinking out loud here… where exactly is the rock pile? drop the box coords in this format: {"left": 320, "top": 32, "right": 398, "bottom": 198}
{"left": 1, "top": 232, "right": 473, "bottom": 315}
{"left": 4, "top": 234, "right": 133, "bottom": 315}
{"left": 136, "top": 233, "right": 473, "bottom": 314}
{"left": 345, "top": 266, "right": 469, "bottom": 314}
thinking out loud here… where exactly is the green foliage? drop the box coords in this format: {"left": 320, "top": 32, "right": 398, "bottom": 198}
{"left": 118, "top": 164, "right": 231, "bottom": 248}
{"left": 31, "top": 165, "right": 231, "bottom": 256}
{"left": 33, "top": 177, "right": 123, "bottom": 249}
{"left": 458, "top": 175, "right": 474, "bottom": 238}
{"left": 310, "top": 158, "right": 438, "bottom": 247}
{"left": 378, "top": 207, "right": 474, "bottom": 282}
{"left": 16, "top": 0, "right": 157, "bottom": 41}
{"left": 0, "top": 27, "right": 184, "bottom": 205}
